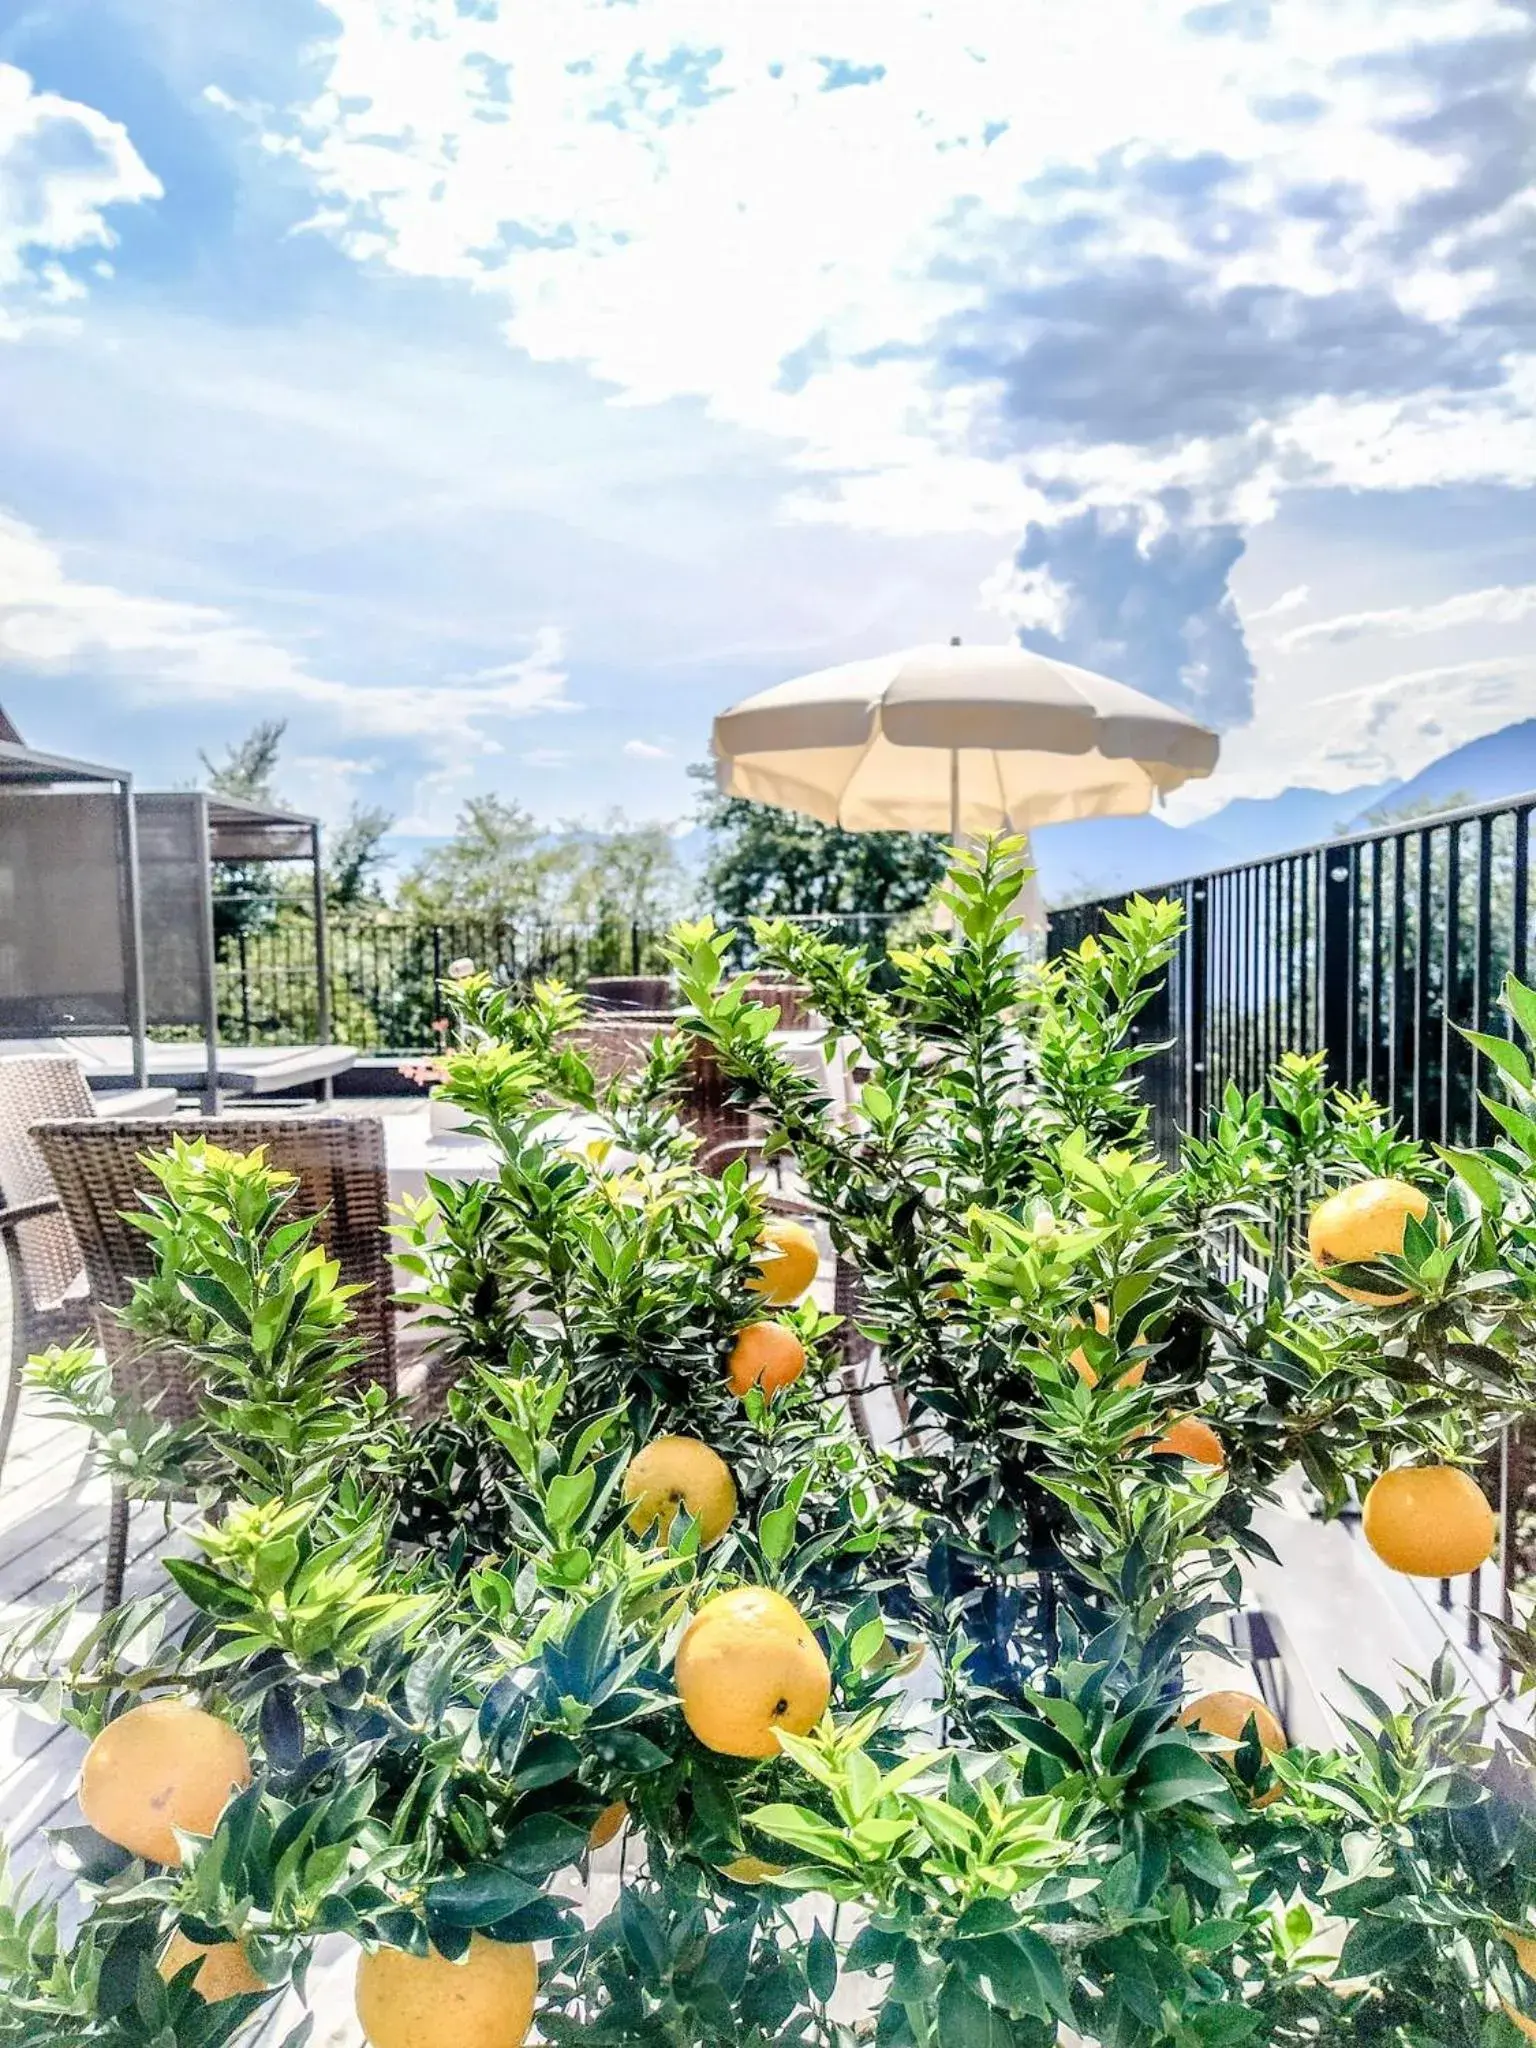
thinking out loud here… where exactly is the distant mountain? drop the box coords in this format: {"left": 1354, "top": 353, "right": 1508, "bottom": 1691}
{"left": 1034, "top": 717, "right": 1536, "bottom": 907}
{"left": 1337, "top": 719, "right": 1536, "bottom": 830}
{"left": 1199, "top": 782, "right": 1399, "bottom": 863}
{"left": 1030, "top": 783, "right": 1396, "bottom": 908}
{"left": 1030, "top": 814, "right": 1231, "bottom": 907}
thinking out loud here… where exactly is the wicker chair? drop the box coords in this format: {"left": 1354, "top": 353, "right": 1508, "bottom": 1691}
{"left": 31, "top": 1115, "right": 397, "bottom": 1609}
{"left": 0, "top": 1057, "right": 143, "bottom": 1489}
{"left": 585, "top": 977, "right": 674, "bottom": 1012}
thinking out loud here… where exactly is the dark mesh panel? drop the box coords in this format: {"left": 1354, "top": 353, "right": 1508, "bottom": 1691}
{"left": 135, "top": 794, "right": 209, "bottom": 1030}
{"left": 0, "top": 789, "right": 132, "bottom": 1033}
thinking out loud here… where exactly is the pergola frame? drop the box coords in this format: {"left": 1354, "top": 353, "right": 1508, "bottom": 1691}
{"left": 138, "top": 792, "right": 329, "bottom": 1114}
{"left": 0, "top": 740, "right": 148, "bottom": 1086}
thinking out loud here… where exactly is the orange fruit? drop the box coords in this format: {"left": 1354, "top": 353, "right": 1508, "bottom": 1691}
{"left": 747, "top": 1220, "right": 819, "bottom": 1306}
{"left": 587, "top": 1800, "right": 628, "bottom": 1852}
{"left": 1362, "top": 1465, "right": 1496, "bottom": 1578}
{"left": 1147, "top": 1417, "right": 1225, "bottom": 1469}
{"left": 79, "top": 1700, "right": 251, "bottom": 1866}
{"left": 675, "top": 1586, "right": 831, "bottom": 1759}
{"left": 728, "top": 1323, "right": 807, "bottom": 1400}
{"left": 623, "top": 1436, "right": 737, "bottom": 1549}
{"left": 1069, "top": 1302, "right": 1146, "bottom": 1390}
{"left": 158, "top": 1930, "right": 265, "bottom": 2002}
{"left": 1308, "top": 1178, "right": 1429, "bottom": 1303}
{"left": 355, "top": 1936, "right": 537, "bottom": 2048}
{"left": 1180, "top": 1690, "right": 1288, "bottom": 1806}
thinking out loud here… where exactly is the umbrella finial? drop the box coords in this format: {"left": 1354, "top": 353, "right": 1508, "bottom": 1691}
{"left": 949, "top": 635, "right": 962, "bottom": 647}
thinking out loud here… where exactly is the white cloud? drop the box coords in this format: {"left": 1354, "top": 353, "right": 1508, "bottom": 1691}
{"left": 280, "top": 752, "right": 384, "bottom": 831}
{"left": 1278, "top": 582, "right": 1536, "bottom": 650}
{"left": 238, "top": 0, "right": 1534, "bottom": 540}
{"left": 622, "top": 738, "right": 670, "bottom": 760}
{"left": 979, "top": 559, "right": 1071, "bottom": 637}
{"left": 0, "top": 510, "right": 574, "bottom": 748}
{"left": 1247, "top": 583, "right": 1311, "bottom": 624}
{"left": 0, "top": 65, "right": 160, "bottom": 338}
{"left": 1171, "top": 655, "right": 1531, "bottom": 813}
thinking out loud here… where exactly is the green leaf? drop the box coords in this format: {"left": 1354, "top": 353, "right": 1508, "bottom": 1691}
{"left": 936, "top": 1968, "right": 1019, "bottom": 2047}
{"left": 1462, "top": 1029, "right": 1533, "bottom": 1094}
{"left": 497, "top": 1813, "right": 588, "bottom": 1879}
{"left": 162, "top": 1558, "right": 255, "bottom": 1621}
{"left": 425, "top": 1865, "right": 541, "bottom": 1929}
{"left": 619, "top": 1886, "right": 669, "bottom": 1988}
{"left": 807, "top": 1921, "right": 838, "bottom": 2004}
{"left": 749, "top": 1803, "right": 859, "bottom": 1868}
{"left": 513, "top": 1733, "right": 582, "bottom": 1790}
{"left": 955, "top": 1929, "right": 1072, "bottom": 2023}
{"left": 759, "top": 1503, "right": 797, "bottom": 1565}
{"left": 1131, "top": 1739, "right": 1239, "bottom": 1815}
{"left": 544, "top": 1467, "right": 597, "bottom": 1535}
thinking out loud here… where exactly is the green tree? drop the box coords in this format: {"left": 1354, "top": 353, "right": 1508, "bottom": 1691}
{"left": 199, "top": 722, "right": 289, "bottom": 939}
{"left": 401, "top": 797, "right": 686, "bottom": 929}
{"left": 693, "top": 761, "right": 945, "bottom": 924}
{"left": 324, "top": 803, "right": 394, "bottom": 908}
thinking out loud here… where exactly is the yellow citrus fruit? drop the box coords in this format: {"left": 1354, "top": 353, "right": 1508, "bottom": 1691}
{"left": 79, "top": 1700, "right": 251, "bottom": 1866}
{"left": 1180, "top": 1690, "right": 1288, "bottom": 1807}
{"left": 1147, "top": 1417, "right": 1225, "bottom": 1469}
{"left": 623, "top": 1436, "right": 737, "bottom": 1549}
{"left": 355, "top": 1936, "right": 537, "bottom": 2048}
{"left": 158, "top": 1929, "right": 265, "bottom": 2003}
{"left": 676, "top": 1586, "right": 832, "bottom": 1759}
{"left": 728, "top": 1322, "right": 807, "bottom": 1400}
{"left": 587, "top": 1800, "right": 629, "bottom": 1852}
{"left": 747, "top": 1220, "right": 819, "bottom": 1306}
{"left": 719, "top": 1855, "right": 787, "bottom": 1882}
{"left": 1308, "top": 1178, "right": 1429, "bottom": 1303}
{"left": 1069, "top": 1302, "right": 1147, "bottom": 1390}
{"left": 1362, "top": 1465, "right": 1497, "bottom": 1577}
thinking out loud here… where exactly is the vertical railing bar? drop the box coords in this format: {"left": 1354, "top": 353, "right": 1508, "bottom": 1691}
{"left": 1441, "top": 823, "right": 1461, "bottom": 1148}
{"left": 1472, "top": 811, "right": 1494, "bottom": 1146}
{"left": 1413, "top": 831, "right": 1433, "bottom": 1141}
{"left": 1368, "top": 836, "right": 1383, "bottom": 1101}
{"left": 1347, "top": 841, "right": 1363, "bottom": 1089}
{"left": 1516, "top": 805, "right": 1531, "bottom": 989}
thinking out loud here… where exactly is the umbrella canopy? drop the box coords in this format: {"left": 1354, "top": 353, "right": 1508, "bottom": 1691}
{"left": 713, "top": 643, "right": 1219, "bottom": 837}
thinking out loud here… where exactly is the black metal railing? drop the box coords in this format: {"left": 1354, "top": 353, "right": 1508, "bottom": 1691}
{"left": 1048, "top": 789, "right": 1536, "bottom": 1158}
{"left": 213, "top": 910, "right": 903, "bottom": 1055}
{"left": 1047, "top": 788, "right": 1536, "bottom": 1688}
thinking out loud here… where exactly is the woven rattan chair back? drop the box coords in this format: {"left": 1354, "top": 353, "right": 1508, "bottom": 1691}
{"left": 0, "top": 1056, "right": 93, "bottom": 1314}
{"left": 562, "top": 1015, "right": 677, "bottom": 1086}
{"left": 31, "top": 1116, "right": 396, "bottom": 1422}
{"left": 585, "top": 976, "right": 674, "bottom": 1012}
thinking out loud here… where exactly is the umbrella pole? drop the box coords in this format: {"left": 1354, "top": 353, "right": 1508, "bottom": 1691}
{"left": 949, "top": 748, "right": 960, "bottom": 843}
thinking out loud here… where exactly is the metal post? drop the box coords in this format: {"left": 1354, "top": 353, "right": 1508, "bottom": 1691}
{"left": 310, "top": 823, "right": 333, "bottom": 1099}
{"left": 120, "top": 777, "right": 148, "bottom": 1089}
{"left": 1320, "top": 846, "right": 1352, "bottom": 1091}
{"left": 1185, "top": 880, "right": 1209, "bottom": 1133}
{"left": 193, "top": 795, "right": 220, "bottom": 1116}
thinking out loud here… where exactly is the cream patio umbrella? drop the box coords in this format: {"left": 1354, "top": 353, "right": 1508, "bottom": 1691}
{"left": 712, "top": 641, "right": 1220, "bottom": 845}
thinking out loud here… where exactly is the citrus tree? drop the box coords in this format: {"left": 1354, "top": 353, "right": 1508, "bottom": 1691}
{"left": 12, "top": 846, "right": 1536, "bottom": 2045}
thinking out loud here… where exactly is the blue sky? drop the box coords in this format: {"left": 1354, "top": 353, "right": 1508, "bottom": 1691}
{"left": 0, "top": 0, "right": 1532, "bottom": 869}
